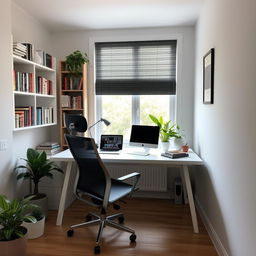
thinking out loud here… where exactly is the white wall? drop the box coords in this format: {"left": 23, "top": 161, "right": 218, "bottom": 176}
{"left": 52, "top": 26, "right": 195, "bottom": 146}
{"left": 194, "top": 0, "right": 256, "bottom": 255}
{"left": 0, "top": 0, "right": 14, "bottom": 198}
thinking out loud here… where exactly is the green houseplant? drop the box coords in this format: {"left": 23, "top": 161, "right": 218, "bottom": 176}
{"left": 149, "top": 114, "right": 181, "bottom": 142}
{"left": 16, "top": 148, "right": 63, "bottom": 217}
{"left": 0, "top": 194, "right": 36, "bottom": 256}
{"left": 149, "top": 114, "right": 183, "bottom": 151}
{"left": 65, "top": 50, "right": 89, "bottom": 77}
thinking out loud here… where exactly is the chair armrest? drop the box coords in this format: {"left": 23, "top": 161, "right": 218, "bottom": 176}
{"left": 118, "top": 172, "right": 141, "bottom": 194}
{"left": 117, "top": 172, "right": 140, "bottom": 181}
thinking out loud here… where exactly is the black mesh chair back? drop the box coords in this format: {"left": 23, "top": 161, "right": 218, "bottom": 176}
{"left": 65, "top": 114, "right": 87, "bottom": 135}
{"left": 65, "top": 134, "right": 109, "bottom": 201}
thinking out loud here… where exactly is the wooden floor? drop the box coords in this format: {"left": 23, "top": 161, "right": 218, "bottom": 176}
{"left": 27, "top": 198, "right": 217, "bottom": 256}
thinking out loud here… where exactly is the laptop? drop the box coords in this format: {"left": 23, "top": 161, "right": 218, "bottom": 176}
{"left": 99, "top": 135, "right": 123, "bottom": 154}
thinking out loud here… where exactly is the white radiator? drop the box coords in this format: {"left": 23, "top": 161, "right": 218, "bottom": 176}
{"left": 106, "top": 164, "right": 167, "bottom": 192}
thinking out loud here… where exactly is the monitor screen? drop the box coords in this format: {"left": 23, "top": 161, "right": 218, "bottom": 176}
{"left": 129, "top": 125, "right": 160, "bottom": 148}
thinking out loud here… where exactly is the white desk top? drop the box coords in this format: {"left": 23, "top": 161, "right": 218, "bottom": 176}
{"left": 51, "top": 148, "right": 203, "bottom": 166}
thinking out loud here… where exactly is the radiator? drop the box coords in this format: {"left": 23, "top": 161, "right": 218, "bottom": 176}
{"left": 106, "top": 164, "right": 167, "bottom": 192}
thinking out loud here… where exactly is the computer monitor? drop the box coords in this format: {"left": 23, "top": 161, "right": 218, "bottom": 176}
{"left": 129, "top": 125, "right": 160, "bottom": 155}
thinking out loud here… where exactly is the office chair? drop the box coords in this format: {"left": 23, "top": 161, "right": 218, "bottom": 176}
{"left": 65, "top": 114, "right": 87, "bottom": 135}
{"left": 65, "top": 134, "right": 141, "bottom": 254}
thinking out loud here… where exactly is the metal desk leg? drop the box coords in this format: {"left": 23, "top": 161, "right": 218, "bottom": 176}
{"left": 182, "top": 165, "right": 199, "bottom": 233}
{"left": 56, "top": 161, "right": 73, "bottom": 226}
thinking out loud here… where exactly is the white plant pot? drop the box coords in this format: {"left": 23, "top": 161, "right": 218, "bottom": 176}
{"left": 22, "top": 217, "right": 45, "bottom": 239}
{"left": 160, "top": 141, "right": 170, "bottom": 152}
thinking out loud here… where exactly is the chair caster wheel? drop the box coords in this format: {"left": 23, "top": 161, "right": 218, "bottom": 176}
{"left": 67, "top": 229, "right": 74, "bottom": 237}
{"left": 130, "top": 233, "right": 136, "bottom": 243}
{"left": 113, "top": 203, "right": 120, "bottom": 210}
{"left": 94, "top": 245, "right": 101, "bottom": 254}
{"left": 118, "top": 216, "right": 125, "bottom": 224}
{"left": 86, "top": 214, "right": 92, "bottom": 222}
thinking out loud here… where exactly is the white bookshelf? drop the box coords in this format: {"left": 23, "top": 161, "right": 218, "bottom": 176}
{"left": 13, "top": 55, "right": 57, "bottom": 131}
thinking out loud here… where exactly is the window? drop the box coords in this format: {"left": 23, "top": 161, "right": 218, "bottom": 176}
{"left": 95, "top": 40, "right": 177, "bottom": 142}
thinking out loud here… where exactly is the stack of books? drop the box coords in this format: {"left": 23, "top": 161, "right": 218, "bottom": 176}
{"left": 36, "top": 142, "right": 60, "bottom": 155}
{"left": 161, "top": 150, "right": 189, "bottom": 159}
{"left": 13, "top": 43, "right": 27, "bottom": 58}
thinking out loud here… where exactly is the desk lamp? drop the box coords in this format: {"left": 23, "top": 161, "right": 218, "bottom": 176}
{"left": 88, "top": 118, "right": 111, "bottom": 138}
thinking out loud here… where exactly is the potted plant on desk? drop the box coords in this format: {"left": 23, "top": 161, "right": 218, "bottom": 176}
{"left": 149, "top": 114, "right": 183, "bottom": 151}
{"left": 15, "top": 148, "right": 63, "bottom": 218}
{"left": 0, "top": 194, "right": 36, "bottom": 256}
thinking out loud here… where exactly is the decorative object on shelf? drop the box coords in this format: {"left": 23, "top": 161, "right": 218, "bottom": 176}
{"left": 22, "top": 208, "right": 45, "bottom": 239}
{"left": 0, "top": 194, "right": 37, "bottom": 256}
{"left": 203, "top": 48, "right": 214, "bottom": 104}
{"left": 182, "top": 144, "right": 189, "bottom": 152}
{"left": 15, "top": 148, "right": 63, "bottom": 217}
{"left": 88, "top": 118, "right": 111, "bottom": 138}
{"left": 65, "top": 50, "right": 89, "bottom": 77}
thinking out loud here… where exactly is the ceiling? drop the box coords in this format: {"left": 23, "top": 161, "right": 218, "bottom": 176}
{"left": 12, "top": 0, "right": 204, "bottom": 32}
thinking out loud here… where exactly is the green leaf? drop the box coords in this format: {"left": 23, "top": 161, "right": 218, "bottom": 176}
{"left": 24, "top": 216, "right": 37, "bottom": 223}
{"left": 0, "top": 195, "right": 9, "bottom": 211}
{"left": 148, "top": 114, "right": 161, "bottom": 127}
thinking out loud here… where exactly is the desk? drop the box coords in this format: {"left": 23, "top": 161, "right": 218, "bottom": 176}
{"left": 51, "top": 149, "right": 203, "bottom": 233}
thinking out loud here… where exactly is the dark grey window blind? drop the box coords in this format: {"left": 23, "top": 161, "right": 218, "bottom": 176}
{"left": 95, "top": 40, "right": 177, "bottom": 95}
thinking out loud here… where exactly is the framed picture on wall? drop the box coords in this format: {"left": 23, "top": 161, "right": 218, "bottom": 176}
{"left": 203, "top": 48, "right": 214, "bottom": 104}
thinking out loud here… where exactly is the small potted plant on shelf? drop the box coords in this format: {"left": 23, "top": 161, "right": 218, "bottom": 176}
{"left": 149, "top": 114, "right": 183, "bottom": 151}
{"left": 0, "top": 194, "right": 37, "bottom": 256}
{"left": 15, "top": 148, "right": 63, "bottom": 217}
{"left": 65, "top": 50, "right": 89, "bottom": 77}
{"left": 22, "top": 208, "right": 45, "bottom": 239}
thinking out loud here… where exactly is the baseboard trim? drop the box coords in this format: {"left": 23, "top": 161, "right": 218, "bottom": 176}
{"left": 195, "top": 196, "right": 229, "bottom": 256}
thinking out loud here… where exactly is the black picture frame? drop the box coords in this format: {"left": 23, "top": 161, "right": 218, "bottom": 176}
{"left": 203, "top": 48, "right": 214, "bottom": 104}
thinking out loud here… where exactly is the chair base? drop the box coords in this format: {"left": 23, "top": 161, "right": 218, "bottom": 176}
{"left": 68, "top": 211, "right": 136, "bottom": 253}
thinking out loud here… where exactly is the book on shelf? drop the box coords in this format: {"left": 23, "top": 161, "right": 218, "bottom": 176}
{"left": 161, "top": 151, "right": 189, "bottom": 159}
{"left": 15, "top": 106, "right": 33, "bottom": 128}
{"left": 61, "top": 95, "right": 82, "bottom": 109}
{"left": 36, "top": 107, "right": 54, "bottom": 125}
{"left": 13, "top": 42, "right": 27, "bottom": 58}
{"left": 36, "top": 76, "right": 52, "bottom": 95}
{"left": 62, "top": 76, "right": 82, "bottom": 90}
{"left": 13, "top": 71, "right": 34, "bottom": 93}
{"left": 22, "top": 43, "right": 34, "bottom": 61}
{"left": 35, "top": 50, "right": 54, "bottom": 68}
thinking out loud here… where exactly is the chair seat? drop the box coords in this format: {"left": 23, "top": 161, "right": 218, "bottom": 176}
{"left": 109, "top": 179, "right": 133, "bottom": 203}
{"left": 81, "top": 179, "right": 133, "bottom": 204}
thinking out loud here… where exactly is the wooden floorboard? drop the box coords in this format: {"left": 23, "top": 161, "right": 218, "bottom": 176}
{"left": 27, "top": 198, "right": 217, "bottom": 256}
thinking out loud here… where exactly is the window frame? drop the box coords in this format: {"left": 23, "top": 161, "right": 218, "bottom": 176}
{"left": 88, "top": 34, "right": 183, "bottom": 142}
